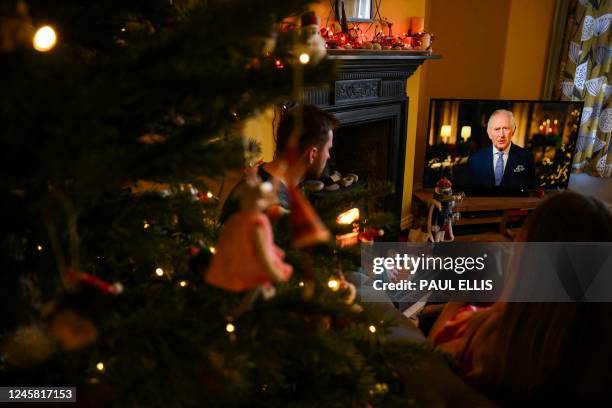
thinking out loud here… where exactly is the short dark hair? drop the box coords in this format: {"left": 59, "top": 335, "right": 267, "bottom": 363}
{"left": 274, "top": 104, "right": 339, "bottom": 157}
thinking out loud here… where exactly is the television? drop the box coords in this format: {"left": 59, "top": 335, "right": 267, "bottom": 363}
{"left": 423, "top": 99, "right": 584, "bottom": 195}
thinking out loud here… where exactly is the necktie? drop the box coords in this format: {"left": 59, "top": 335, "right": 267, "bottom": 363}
{"left": 494, "top": 151, "right": 504, "bottom": 186}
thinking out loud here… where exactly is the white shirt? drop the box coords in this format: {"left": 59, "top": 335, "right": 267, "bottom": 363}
{"left": 492, "top": 143, "right": 511, "bottom": 174}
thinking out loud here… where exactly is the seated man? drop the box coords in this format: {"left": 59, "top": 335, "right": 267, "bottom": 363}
{"left": 219, "top": 104, "right": 338, "bottom": 223}
{"left": 466, "top": 109, "right": 535, "bottom": 191}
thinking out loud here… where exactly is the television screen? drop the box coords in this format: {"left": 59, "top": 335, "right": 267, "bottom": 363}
{"left": 423, "top": 99, "right": 584, "bottom": 195}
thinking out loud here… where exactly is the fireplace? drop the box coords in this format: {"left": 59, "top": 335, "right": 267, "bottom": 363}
{"left": 332, "top": 118, "right": 392, "bottom": 185}
{"left": 304, "top": 50, "right": 438, "bottom": 217}
{"left": 329, "top": 105, "right": 402, "bottom": 212}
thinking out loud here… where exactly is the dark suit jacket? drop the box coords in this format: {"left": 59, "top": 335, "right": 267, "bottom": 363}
{"left": 466, "top": 143, "right": 536, "bottom": 191}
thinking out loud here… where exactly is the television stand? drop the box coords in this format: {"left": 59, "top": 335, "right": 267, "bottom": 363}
{"left": 412, "top": 189, "right": 545, "bottom": 241}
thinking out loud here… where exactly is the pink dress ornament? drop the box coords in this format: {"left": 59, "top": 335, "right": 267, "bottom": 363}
{"left": 205, "top": 175, "right": 293, "bottom": 292}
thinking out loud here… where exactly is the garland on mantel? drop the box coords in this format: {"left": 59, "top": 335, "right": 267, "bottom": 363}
{"left": 321, "top": 24, "right": 433, "bottom": 51}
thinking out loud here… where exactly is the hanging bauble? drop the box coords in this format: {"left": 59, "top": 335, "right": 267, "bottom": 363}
{"left": 49, "top": 309, "right": 99, "bottom": 351}
{"left": 1, "top": 325, "right": 55, "bottom": 368}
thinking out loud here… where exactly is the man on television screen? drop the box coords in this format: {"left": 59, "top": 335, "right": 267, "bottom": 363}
{"left": 466, "top": 109, "right": 536, "bottom": 191}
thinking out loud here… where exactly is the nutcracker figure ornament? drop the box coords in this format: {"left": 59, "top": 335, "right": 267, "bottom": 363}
{"left": 426, "top": 178, "right": 463, "bottom": 242}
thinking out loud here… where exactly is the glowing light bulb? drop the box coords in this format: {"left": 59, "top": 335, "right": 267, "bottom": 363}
{"left": 328, "top": 279, "right": 340, "bottom": 291}
{"left": 155, "top": 267, "right": 164, "bottom": 276}
{"left": 96, "top": 362, "right": 105, "bottom": 371}
{"left": 299, "top": 53, "right": 310, "bottom": 64}
{"left": 36, "top": 245, "right": 43, "bottom": 251}
{"left": 368, "top": 325, "right": 377, "bottom": 333}
{"left": 206, "top": 191, "right": 214, "bottom": 199}
{"left": 143, "top": 221, "right": 150, "bottom": 229}
{"left": 226, "top": 323, "right": 235, "bottom": 333}
{"left": 460, "top": 126, "right": 471, "bottom": 142}
{"left": 33, "top": 26, "right": 57, "bottom": 52}
{"left": 440, "top": 125, "right": 452, "bottom": 143}
{"left": 298, "top": 281, "right": 305, "bottom": 287}
{"left": 179, "top": 280, "right": 188, "bottom": 287}
{"left": 209, "top": 246, "right": 216, "bottom": 254}
{"left": 336, "top": 208, "right": 360, "bottom": 225}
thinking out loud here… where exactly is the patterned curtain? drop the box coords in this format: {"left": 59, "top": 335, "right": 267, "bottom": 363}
{"left": 556, "top": 0, "right": 612, "bottom": 177}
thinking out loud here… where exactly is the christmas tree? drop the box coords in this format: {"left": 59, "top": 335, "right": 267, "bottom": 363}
{"left": 1, "top": 1, "right": 433, "bottom": 406}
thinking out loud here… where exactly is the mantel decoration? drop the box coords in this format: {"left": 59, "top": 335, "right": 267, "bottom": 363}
{"left": 322, "top": 24, "right": 433, "bottom": 51}
{"left": 319, "top": 0, "right": 434, "bottom": 51}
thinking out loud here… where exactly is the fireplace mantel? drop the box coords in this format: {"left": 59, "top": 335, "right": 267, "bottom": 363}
{"left": 327, "top": 49, "right": 440, "bottom": 65}
{"left": 304, "top": 50, "right": 440, "bottom": 217}
{"left": 306, "top": 50, "right": 440, "bottom": 108}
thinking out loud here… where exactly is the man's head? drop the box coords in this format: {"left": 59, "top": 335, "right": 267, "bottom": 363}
{"left": 487, "top": 109, "right": 516, "bottom": 151}
{"left": 275, "top": 104, "right": 339, "bottom": 179}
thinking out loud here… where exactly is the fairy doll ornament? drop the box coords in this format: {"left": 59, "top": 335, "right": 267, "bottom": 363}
{"left": 205, "top": 169, "right": 293, "bottom": 292}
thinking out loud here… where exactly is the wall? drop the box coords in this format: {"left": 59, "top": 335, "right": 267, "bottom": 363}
{"left": 310, "top": 0, "right": 414, "bottom": 36}
{"left": 414, "top": 0, "right": 555, "bottom": 190}
{"left": 500, "top": 0, "right": 555, "bottom": 99}
{"left": 244, "top": 107, "right": 275, "bottom": 162}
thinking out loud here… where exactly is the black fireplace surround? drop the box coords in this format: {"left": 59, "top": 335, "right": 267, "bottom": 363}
{"left": 304, "top": 50, "right": 438, "bottom": 216}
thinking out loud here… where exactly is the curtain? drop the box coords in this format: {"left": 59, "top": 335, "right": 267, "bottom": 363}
{"left": 556, "top": 0, "right": 612, "bottom": 177}
{"left": 511, "top": 102, "right": 530, "bottom": 147}
{"left": 440, "top": 101, "right": 460, "bottom": 144}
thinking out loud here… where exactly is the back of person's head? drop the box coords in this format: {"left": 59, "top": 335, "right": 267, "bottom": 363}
{"left": 518, "top": 190, "right": 612, "bottom": 242}
{"left": 274, "top": 104, "right": 338, "bottom": 158}
{"left": 491, "top": 191, "right": 612, "bottom": 404}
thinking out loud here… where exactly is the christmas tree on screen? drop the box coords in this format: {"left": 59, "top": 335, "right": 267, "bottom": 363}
{"left": 0, "top": 1, "right": 431, "bottom": 406}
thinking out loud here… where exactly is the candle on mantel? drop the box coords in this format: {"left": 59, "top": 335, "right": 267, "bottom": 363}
{"left": 410, "top": 17, "right": 424, "bottom": 35}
